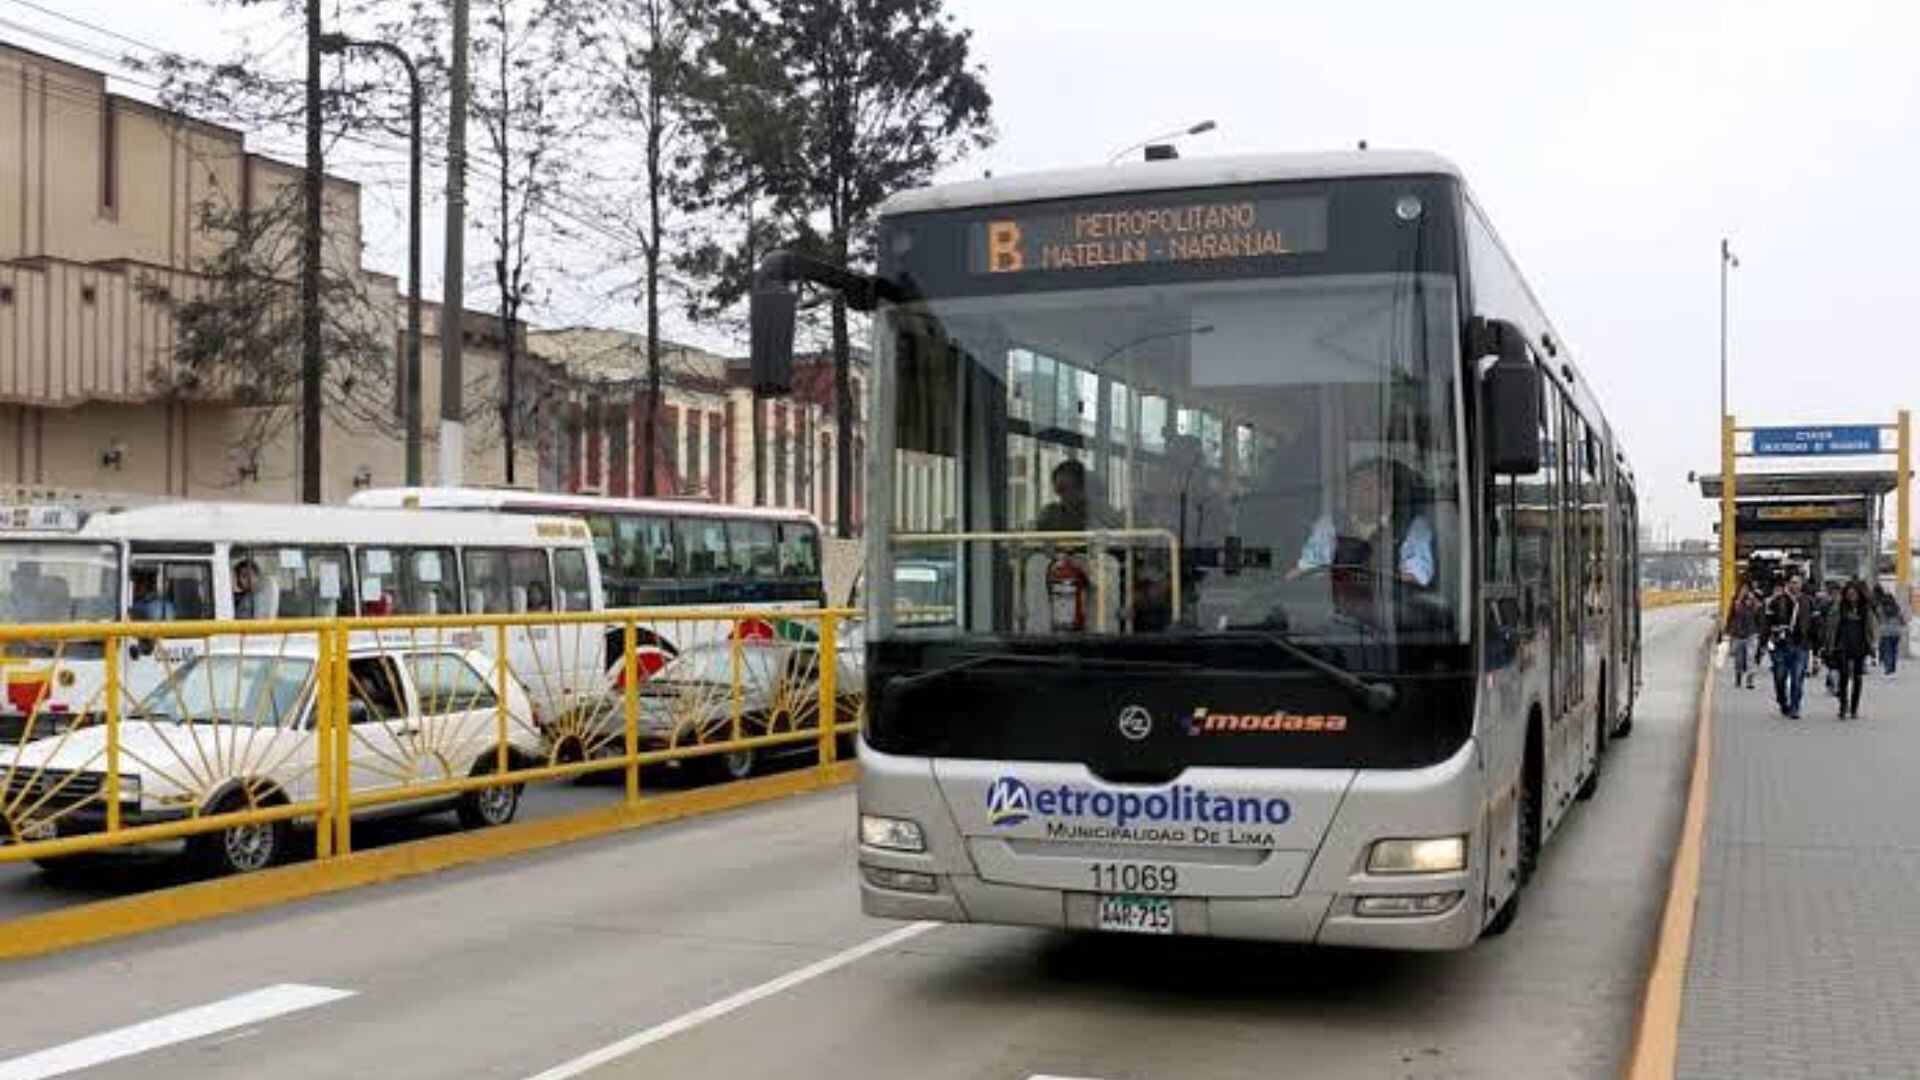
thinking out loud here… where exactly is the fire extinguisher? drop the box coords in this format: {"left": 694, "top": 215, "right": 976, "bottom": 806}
{"left": 1046, "top": 554, "right": 1090, "bottom": 632}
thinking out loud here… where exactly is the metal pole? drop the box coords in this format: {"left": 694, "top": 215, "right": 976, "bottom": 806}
{"left": 440, "top": 0, "right": 471, "bottom": 486}
{"left": 1721, "top": 413, "right": 1737, "bottom": 623}
{"left": 402, "top": 53, "right": 423, "bottom": 487}
{"left": 300, "top": 0, "right": 325, "bottom": 503}
{"left": 1718, "top": 238, "right": 1730, "bottom": 422}
{"left": 1899, "top": 410, "right": 1912, "bottom": 606}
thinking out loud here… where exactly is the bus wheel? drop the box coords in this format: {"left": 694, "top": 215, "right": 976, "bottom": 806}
{"left": 1518, "top": 724, "right": 1543, "bottom": 886}
{"left": 1578, "top": 690, "right": 1605, "bottom": 802}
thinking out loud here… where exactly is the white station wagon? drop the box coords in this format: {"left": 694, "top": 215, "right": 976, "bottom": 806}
{"left": 1, "top": 641, "right": 543, "bottom": 875}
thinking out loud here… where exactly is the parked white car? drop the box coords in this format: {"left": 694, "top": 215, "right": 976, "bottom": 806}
{"left": 1, "top": 642, "right": 543, "bottom": 875}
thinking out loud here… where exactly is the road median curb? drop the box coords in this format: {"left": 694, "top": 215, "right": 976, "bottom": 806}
{"left": 1624, "top": 616, "right": 1717, "bottom": 1079}
{"left": 0, "top": 761, "right": 858, "bottom": 963}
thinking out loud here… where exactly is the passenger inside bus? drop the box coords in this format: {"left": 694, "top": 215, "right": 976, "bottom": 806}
{"left": 129, "top": 566, "right": 176, "bottom": 622}
{"left": 1034, "top": 460, "right": 1116, "bottom": 533}
{"left": 524, "top": 579, "right": 551, "bottom": 612}
{"left": 232, "top": 558, "right": 277, "bottom": 619}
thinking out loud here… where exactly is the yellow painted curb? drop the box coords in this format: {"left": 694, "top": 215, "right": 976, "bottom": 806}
{"left": 0, "top": 761, "right": 859, "bottom": 963}
{"left": 1624, "top": 632, "right": 1717, "bottom": 1079}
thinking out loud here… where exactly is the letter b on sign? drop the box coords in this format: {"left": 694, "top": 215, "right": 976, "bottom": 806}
{"left": 987, "top": 221, "right": 1024, "bottom": 273}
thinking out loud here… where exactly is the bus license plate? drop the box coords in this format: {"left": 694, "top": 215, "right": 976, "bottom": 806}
{"left": 1096, "top": 895, "right": 1173, "bottom": 935}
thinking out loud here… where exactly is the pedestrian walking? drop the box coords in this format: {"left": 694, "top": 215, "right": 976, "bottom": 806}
{"left": 1812, "top": 580, "right": 1842, "bottom": 695}
{"left": 1873, "top": 583, "right": 1906, "bottom": 676}
{"left": 1828, "top": 580, "right": 1877, "bottom": 719}
{"left": 1766, "top": 577, "right": 1813, "bottom": 719}
{"left": 1726, "top": 584, "right": 1764, "bottom": 688}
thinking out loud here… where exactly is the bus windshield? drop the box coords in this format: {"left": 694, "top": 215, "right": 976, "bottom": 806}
{"left": 872, "top": 271, "right": 1465, "bottom": 652}
{"left": 0, "top": 541, "right": 121, "bottom": 625}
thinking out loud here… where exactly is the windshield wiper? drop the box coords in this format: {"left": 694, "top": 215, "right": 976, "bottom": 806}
{"left": 1221, "top": 624, "right": 1398, "bottom": 712}
{"left": 885, "top": 651, "right": 1197, "bottom": 699}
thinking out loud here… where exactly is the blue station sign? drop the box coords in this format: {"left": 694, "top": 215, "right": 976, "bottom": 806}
{"left": 1749, "top": 425, "right": 1883, "bottom": 457}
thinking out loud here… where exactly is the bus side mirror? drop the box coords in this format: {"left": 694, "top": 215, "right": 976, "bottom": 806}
{"left": 750, "top": 286, "right": 797, "bottom": 396}
{"left": 1481, "top": 318, "right": 1542, "bottom": 476}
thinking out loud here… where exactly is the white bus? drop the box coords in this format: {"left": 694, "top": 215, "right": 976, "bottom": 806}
{"left": 350, "top": 488, "right": 828, "bottom": 652}
{"left": 0, "top": 502, "right": 605, "bottom": 730}
{"left": 753, "top": 150, "right": 1641, "bottom": 949}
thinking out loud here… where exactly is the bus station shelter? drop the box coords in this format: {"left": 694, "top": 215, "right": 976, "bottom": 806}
{"left": 1700, "top": 415, "right": 1912, "bottom": 614}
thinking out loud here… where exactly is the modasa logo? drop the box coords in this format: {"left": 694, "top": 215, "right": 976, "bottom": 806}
{"left": 984, "top": 776, "right": 1289, "bottom": 830}
{"left": 1184, "top": 707, "right": 1349, "bottom": 736}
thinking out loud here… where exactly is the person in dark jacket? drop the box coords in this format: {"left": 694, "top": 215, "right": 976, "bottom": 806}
{"left": 1872, "top": 583, "right": 1906, "bottom": 675}
{"left": 1726, "top": 584, "right": 1764, "bottom": 689}
{"left": 1826, "top": 580, "right": 1877, "bottom": 719}
{"left": 1766, "top": 577, "right": 1813, "bottom": 719}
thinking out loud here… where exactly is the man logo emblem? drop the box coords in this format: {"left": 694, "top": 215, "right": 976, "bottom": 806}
{"left": 1117, "top": 704, "right": 1153, "bottom": 741}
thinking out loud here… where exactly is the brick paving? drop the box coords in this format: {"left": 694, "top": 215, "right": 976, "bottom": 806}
{"left": 1677, "top": 655, "right": 1920, "bottom": 1078}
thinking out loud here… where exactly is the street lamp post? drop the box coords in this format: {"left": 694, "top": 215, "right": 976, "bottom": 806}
{"left": 1107, "top": 120, "right": 1217, "bottom": 164}
{"left": 320, "top": 34, "right": 425, "bottom": 486}
{"left": 1719, "top": 239, "right": 1740, "bottom": 619}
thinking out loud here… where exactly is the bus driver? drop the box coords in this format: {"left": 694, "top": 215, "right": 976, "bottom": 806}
{"left": 1289, "top": 455, "right": 1436, "bottom": 588}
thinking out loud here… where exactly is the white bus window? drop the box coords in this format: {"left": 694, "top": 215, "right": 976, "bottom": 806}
{"left": 0, "top": 541, "right": 119, "bottom": 627}
{"left": 464, "top": 548, "right": 550, "bottom": 613}
{"left": 129, "top": 561, "right": 214, "bottom": 622}
{"left": 553, "top": 549, "right": 593, "bottom": 612}
{"left": 733, "top": 521, "right": 779, "bottom": 579}
{"left": 359, "top": 546, "right": 458, "bottom": 616}
{"left": 232, "top": 546, "right": 354, "bottom": 619}
{"left": 681, "top": 519, "right": 731, "bottom": 577}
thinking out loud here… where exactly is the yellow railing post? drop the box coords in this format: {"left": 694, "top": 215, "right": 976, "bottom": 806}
{"left": 103, "top": 631, "right": 121, "bottom": 835}
{"left": 730, "top": 620, "right": 744, "bottom": 750}
{"left": 817, "top": 612, "right": 839, "bottom": 766}
{"left": 622, "top": 620, "right": 640, "bottom": 805}
{"left": 314, "top": 625, "right": 334, "bottom": 860}
{"left": 494, "top": 623, "right": 511, "bottom": 776}
{"left": 332, "top": 623, "right": 352, "bottom": 856}
{"left": 1899, "top": 409, "right": 1911, "bottom": 607}
{"left": 1720, "top": 413, "right": 1737, "bottom": 626}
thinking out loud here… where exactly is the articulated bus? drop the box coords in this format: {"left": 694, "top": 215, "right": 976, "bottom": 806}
{"left": 0, "top": 502, "right": 605, "bottom": 728}
{"left": 753, "top": 149, "right": 1640, "bottom": 948}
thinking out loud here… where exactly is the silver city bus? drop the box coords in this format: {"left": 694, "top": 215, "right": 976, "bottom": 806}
{"left": 750, "top": 149, "right": 1641, "bottom": 949}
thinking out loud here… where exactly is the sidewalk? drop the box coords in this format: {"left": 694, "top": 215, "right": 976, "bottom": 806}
{"left": 1677, "top": 655, "right": 1920, "bottom": 1078}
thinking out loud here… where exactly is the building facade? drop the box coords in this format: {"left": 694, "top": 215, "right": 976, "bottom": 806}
{"left": 0, "top": 43, "right": 865, "bottom": 533}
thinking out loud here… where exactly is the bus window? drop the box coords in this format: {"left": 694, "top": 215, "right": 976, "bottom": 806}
{"left": 233, "top": 545, "right": 354, "bottom": 618}
{"left": 553, "top": 549, "right": 594, "bottom": 612}
{"left": 359, "top": 546, "right": 458, "bottom": 616}
{"left": 733, "top": 521, "right": 779, "bottom": 579}
{"left": 779, "top": 524, "right": 821, "bottom": 579}
{"left": 681, "top": 519, "right": 731, "bottom": 577}
{"left": 129, "top": 560, "right": 214, "bottom": 622}
{"left": 464, "top": 548, "right": 550, "bottom": 613}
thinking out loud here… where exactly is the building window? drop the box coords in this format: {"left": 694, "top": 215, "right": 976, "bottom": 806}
{"left": 774, "top": 403, "right": 789, "bottom": 507}
{"left": 80, "top": 284, "right": 98, "bottom": 306}
{"left": 684, "top": 408, "right": 701, "bottom": 492}
{"left": 708, "top": 413, "right": 723, "bottom": 502}
{"left": 100, "top": 99, "right": 118, "bottom": 216}
{"left": 0, "top": 284, "right": 13, "bottom": 306}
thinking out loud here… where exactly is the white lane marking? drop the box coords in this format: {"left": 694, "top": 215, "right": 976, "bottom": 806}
{"left": 524, "top": 921, "right": 938, "bottom": 1080}
{"left": 1029, "top": 1075, "right": 1117, "bottom": 1079}
{"left": 0, "top": 984, "right": 355, "bottom": 1080}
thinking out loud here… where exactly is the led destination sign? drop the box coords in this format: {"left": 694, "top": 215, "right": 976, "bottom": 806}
{"left": 971, "top": 195, "right": 1329, "bottom": 275}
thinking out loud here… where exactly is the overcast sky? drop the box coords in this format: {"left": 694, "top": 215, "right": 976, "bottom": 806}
{"left": 11, "top": 0, "right": 1920, "bottom": 540}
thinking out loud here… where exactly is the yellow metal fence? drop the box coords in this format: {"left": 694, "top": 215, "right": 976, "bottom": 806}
{"left": 0, "top": 607, "right": 861, "bottom": 872}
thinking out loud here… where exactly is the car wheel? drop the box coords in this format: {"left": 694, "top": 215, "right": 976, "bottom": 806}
{"left": 186, "top": 791, "right": 289, "bottom": 876}
{"left": 457, "top": 760, "right": 522, "bottom": 829}
{"left": 717, "top": 746, "right": 757, "bottom": 782}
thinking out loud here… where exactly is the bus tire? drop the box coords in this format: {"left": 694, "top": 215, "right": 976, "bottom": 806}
{"left": 1518, "top": 718, "right": 1543, "bottom": 886}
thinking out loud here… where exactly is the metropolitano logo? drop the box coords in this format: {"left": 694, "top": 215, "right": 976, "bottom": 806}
{"left": 985, "top": 776, "right": 1034, "bottom": 826}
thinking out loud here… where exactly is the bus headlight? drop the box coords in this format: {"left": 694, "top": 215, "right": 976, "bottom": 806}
{"left": 1367, "top": 836, "right": 1467, "bottom": 875}
{"left": 859, "top": 814, "right": 925, "bottom": 853}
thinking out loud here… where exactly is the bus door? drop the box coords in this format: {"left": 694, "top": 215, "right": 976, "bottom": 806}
{"left": 125, "top": 544, "right": 219, "bottom": 707}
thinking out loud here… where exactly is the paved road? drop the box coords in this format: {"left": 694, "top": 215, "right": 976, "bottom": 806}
{"left": 0, "top": 607, "right": 1708, "bottom": 1080}
{"left": 0, "top": 761, "right": 784, "bottom": 921}
{"left": 1678, "top": 633, "right": 1920, "bottom": 1078}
